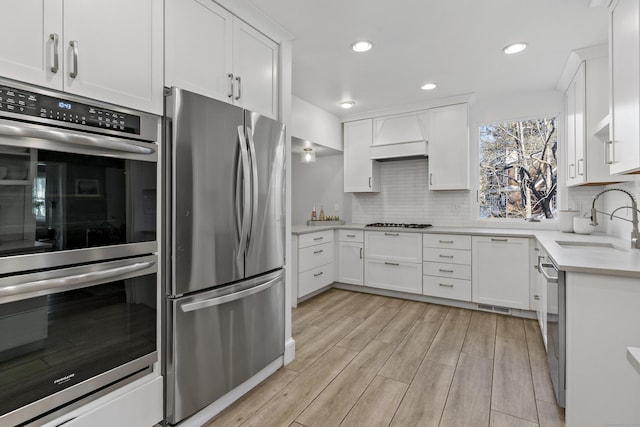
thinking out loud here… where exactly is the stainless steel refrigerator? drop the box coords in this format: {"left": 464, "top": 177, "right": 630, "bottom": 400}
{"left": 163, "top": 88, "right": 286, "bottom": 425}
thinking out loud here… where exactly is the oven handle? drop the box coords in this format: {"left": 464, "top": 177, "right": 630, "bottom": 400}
{"left": 180, "top": 275, "right": 280, "bottom": 313}
{"left": 0, "top": 261, "right": 155, "bottom": 299}
{"left": 0, "top": 122, "right": 156, "bottom": 155}
{"left": 540, "top": 262, "right": 559, "bottom": 283}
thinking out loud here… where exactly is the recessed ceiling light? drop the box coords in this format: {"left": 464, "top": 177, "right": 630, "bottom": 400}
{"left": 339, "top": 101, "right": 355, "bottom": 109}
{"left": 502, "top": 42, "right": 528, "bottom": 55}
{"left": 420, "top": 82, "right": 437, "bottom": 91}
{"left": 351, "top": 41, "right": 373, "bottom": 53}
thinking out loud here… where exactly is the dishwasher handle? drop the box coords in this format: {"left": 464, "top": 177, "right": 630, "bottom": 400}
{"left": 540, "top": 262, "right": 559, "bottom": 283}
{"left": 180, "top": 275, "right": 281, "bottom": 312}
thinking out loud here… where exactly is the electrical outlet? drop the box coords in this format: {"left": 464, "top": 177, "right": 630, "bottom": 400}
{"left": 334, "top": 203, "right": 340, "bottom": 212}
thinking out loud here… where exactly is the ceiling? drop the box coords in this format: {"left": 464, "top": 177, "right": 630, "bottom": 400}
{"left": 247, "top": 0, "right": 609, "bottom": 118}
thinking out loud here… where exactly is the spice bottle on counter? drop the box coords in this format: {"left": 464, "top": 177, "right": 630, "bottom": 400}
{"left": 319, "top": 205, "right": 325, "bottom": 221}
{"left": 311, "top": 203, "right": 317, "bottom": 221}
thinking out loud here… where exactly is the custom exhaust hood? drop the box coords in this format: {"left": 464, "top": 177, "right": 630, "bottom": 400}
{"left": 370, "top": 111, "right": 428, "bottom": 160}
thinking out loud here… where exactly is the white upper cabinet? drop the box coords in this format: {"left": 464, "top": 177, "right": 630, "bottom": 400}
{"left": 344, "top": 119, "right": 380, "bottom": 192}
{"left": 609, "top": 0, "right": 640, "bottom": 174}
{"left": 428, "top": 103, "right": 470, "bottom": 190}
{"left": 0, "top": 0, "right": 163, "bottom": 114}
{"left": 165, "top": 0, "right": 279, "bottom": 119}
{"left": 63, "top": 0, "right": 163, "bottom": 114}
{"left": 0, "top": 0, "right": 63, "bottom": 90}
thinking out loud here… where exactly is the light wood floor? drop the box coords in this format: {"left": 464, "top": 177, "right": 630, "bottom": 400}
{"left": 205, "top": 289, "right": 565, "bottom": 427}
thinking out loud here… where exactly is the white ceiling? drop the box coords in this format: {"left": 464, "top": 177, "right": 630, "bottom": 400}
{"left": 247, "top": 0, "right": 609, "bottom": 118}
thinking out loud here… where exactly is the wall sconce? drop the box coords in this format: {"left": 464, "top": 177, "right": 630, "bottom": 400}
{"left": 300, "top": 147, "right": 316, "bottom": 163}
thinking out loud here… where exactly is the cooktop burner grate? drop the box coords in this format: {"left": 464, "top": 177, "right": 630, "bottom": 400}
{"left": 365, "top": 222, "right": 432, "bottom": 229}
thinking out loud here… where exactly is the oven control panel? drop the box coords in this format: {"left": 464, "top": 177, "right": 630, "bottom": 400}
{"left": 0, "top": 85, "right": 141, "bottom": 135}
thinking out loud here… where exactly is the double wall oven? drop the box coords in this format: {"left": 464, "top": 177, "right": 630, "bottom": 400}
{"left": 0, "top": 78, "right": 160, "bottom": 426}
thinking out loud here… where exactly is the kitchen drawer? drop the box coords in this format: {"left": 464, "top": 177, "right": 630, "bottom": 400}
{"left": 338, "top": 229, "right": 364, "bottom": 243}
{"left": 299, "top": 242, "right": 334, "bottom": 273}
{"left": 423, "top": 233, "right": 471, "bottom": 250}
{"left": 423, "top": 261, "right": 471, "bottom": 280}
{"left": 365, "top": 231, "right": 422, "bottom": 263}
{"left": 423, "top": 248, "right": 471, "bottom": 265}
{"left": 364, "top": 259, "right": 422, "bottom": 294}
{"left": 423, "top": 276, "right": 471, "bottom": 302}
{"left": 299, "top": 263, "right": 334, "bottom": 298}
{"left": 299, "top": 230, "right": 334, "bottom": 248}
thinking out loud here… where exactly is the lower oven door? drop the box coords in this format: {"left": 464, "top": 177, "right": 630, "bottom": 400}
{"left": 541, "top": 260, "right": 565, "bottom": 408}
{"left": 0, "top": 255, "right": 158, "bottom": 426}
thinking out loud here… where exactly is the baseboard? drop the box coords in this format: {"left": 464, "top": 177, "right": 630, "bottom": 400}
{"left": 284, "top": 337, "right": 296, "bottom": 365}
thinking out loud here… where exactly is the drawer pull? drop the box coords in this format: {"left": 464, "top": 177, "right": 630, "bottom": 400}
{"left": 347, "top": 234, "right": 356, "bottom": 237}
{"left": 385, "top": 262, "right": 400, "bottom": 266}
{"left": 313, "top": 237, "right": 324, "bottom": 241}
{"left": 385, "top": 232, "right": 400, "bottom": 236}
{"left": 439, "top": 283, "right": 454, "bottom": 288}
{"left": 533, "top": 295, "right": 540, "bottom": 300}
{"left": 491, "top": 238, "right": 508, "bottom": 242}
{"left": 439, "top": 269, "right": 454, "bottom": 273}
{"left": 439, "top": 240, "right": 454, "bottom": 244}
{"left": 439, "top": 254, "right": 454, "bottom": 259}
{"left": 313, "top": 272, "right": 324, "bottom": 277}
{"left": 313, "top": 249, "right": 324, "bottom": 254}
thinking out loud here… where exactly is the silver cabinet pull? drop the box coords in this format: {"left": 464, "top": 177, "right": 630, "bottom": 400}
{"left": 50, "top": 33, "right": 59, "bottom": 73}
{"left": 430, "top": 173, "right": 433, "bottom": 185}
{"left": 69, "top": 40, "right": 79, "bottom": 78}
{"left": 577, "top": 158, "right": 584, "bottom": 176}
{"left": 605, "top": 140, "right": 614, "bottom": 164}
{"left": 384, "top": 232, "right": 399, "bottom": 236}
{"left": 369, "top": 176, "right": 372, "bottom": 188}
{"left": 491, "top": 238, "right": 508, "bottom": 242}
{"left": 439, "top": 240, "right": 454, "bottom": 244}
{"left": 360, "top": 247, "right": 363, "bottom": 259}
{"left": 533, "top": 295, "right": 540, "bottom": 300}
{"left": 227, "top": 73, "right": 234, "bottom": 98}
{"left": 439, "top": 283, "right": 454, "bottom": 288}
{"left": 313, "top": 249, "right": 323, "bottom": 254}
{"left": 439, "top": 269, "right": 454, "bottom": 273}
{"left": 313, "top": 271, "right": 324, "bottom": 277}
{"left": 569, "top": 163, "right": 575, "bottom": 178}
{"left": 385, "top": 262, "right": 400, "bottom": 266}
{"left": 313, "top": 236, "right": 324, "bottom": 241}
{"left": 347, "top": 234, "right": 356, "bottom": 238}
{"left": 439, "top": 254, "right": 454, "bottom": 259}
{"left": 235, "top": 76, "right": 242, "bottom": 100}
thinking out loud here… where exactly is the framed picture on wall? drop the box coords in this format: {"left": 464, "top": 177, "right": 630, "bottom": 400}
{"left": 75, "top": 179, "right": 100, "bottom": 196}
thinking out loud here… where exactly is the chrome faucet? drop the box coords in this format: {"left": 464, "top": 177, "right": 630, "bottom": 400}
{"left": 590, "top": 188, "right": 640, "bottom": 249}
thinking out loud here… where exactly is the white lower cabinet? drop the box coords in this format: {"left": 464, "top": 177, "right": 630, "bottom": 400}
{"left": 338, "top": 230, "right": 364, "bottom": 285}
{"left": 471, "top": 236, "right": 530, "bottom": 310}
{"left": 297, "top": 231, "right": 334, "bottom": 299}
{"left": 364, "top": 259, "right": 422, "bottom": 294}
{"left": 364, "top": 231, "right": 422, "bottom": 294}
{"left": 423, "top": 275, "right": 472, "bottom": 301}
{"left": 423, "top": 233, "right": 472, "bottom": 302}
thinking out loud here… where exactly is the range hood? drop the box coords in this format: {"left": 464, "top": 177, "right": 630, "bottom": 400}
{"left": 370, "top": 111, "right": 428, "bottom": 160}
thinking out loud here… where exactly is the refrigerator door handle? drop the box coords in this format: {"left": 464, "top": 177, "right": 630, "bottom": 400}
{"left": 180, "top": 275, "right": 281, "bottom": 312}
{"left": 236, "top": 126, "right": 251, "bottom": 262}
{"left": 246, "top": 128, "right": 259, "bottom": 243}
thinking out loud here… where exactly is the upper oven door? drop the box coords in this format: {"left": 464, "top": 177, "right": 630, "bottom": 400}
{"left": 0, "top": 118, "right": 158, "bottom": 274}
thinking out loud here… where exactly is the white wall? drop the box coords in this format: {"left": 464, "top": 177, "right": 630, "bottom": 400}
{"left": 601, "top": 178, "right": 640, "bottom": 240}
{"left": 291, "top": 155, "right": 352, "bottom": 225}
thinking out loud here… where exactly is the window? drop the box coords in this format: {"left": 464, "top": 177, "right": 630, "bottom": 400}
{"left": 478, "top": 117, "right": 557, "bottom": 219}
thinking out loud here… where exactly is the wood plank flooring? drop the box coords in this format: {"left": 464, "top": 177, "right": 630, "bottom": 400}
{"left": 205, "top": 289, "right": 565, "bottom": 427}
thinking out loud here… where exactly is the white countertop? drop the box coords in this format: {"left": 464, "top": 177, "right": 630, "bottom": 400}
{"left": 291, "top": 224, "right": 640, "bottom": 278}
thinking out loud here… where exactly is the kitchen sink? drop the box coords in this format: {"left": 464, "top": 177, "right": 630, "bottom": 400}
{"left": 555, "top": 240, "right": 628, "bottom": 252}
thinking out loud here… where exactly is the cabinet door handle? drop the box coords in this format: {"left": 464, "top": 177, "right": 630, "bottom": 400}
{"left": 369, "top": 177, "right": 372, "bottom": 188}
{"left": 385, "top": 262, "right": 400, "bottom": 266}
{"left": 439, "top": 268, "right": 454, "bottom": 273}
{"left": 360, "top": 247, "right": 363, "bottom": 259}
{"left": 439, "top": 254, "right": 454, "bottom": 259}
{"left": 384, "top": 232, "right": 399, "bottom": 236}
{"left": 439, "top": 283, "right": 454, "bottom": 288}
{"left": 313, "top": 249, "right": 323, "bottom": 254}
{"left": 69, "top": 40, "right": 79, "bottom": 78}
{"left": 439, "top": 240, "right": 454, "bottom": 244}
{"left": 49, "top": 33, "right": 59, "bottom": 73}
{"left": 235, "top": 76, "right": 242, "bottom": 100}
{"left": 577, "top": 158, "right": 584, "bottom": 176}
{"left": 313, "top": 237, "right": 324, "bottom": 241}
{"left": 429, "top": 173, "right": 433, "bottom": 185}
{"left": 227, "top": 73, "right": 234, "bottom": 98}
{"left": 569, "top": 163, "right": 575, "bottom": 178}
{"left": 313, "top": 271, "right": 324, "bottom": 277}
{"left": 491, "top": 238, "right": 508, "bottom": 242}
{"left": 605, "top": 140, "right": 614, "bottom": 165}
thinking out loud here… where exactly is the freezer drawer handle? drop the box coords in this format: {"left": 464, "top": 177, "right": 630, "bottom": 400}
{"left": 180, "top": 275, "right": 281, "bottom": 313}
{"left": 0, "top": 261, "right": 155, "bottom": 300}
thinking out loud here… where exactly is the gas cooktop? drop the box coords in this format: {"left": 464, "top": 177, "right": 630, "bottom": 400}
{"left": 365, "top": 222, "right": 432, "bottom": 229}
